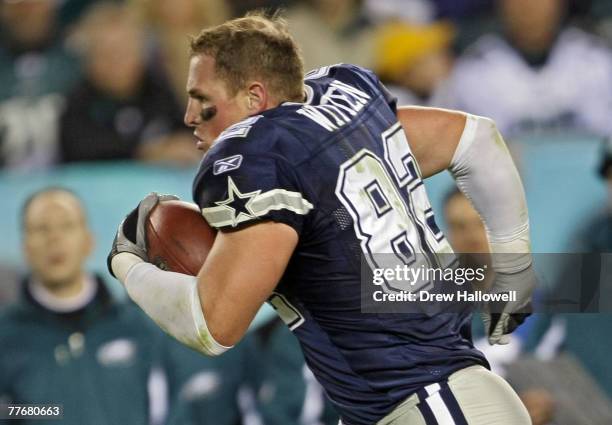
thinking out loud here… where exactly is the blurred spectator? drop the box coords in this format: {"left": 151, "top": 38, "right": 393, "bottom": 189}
{"left": 365, "top": 0, "right": 493, "bottom": 23}
{"left": 364, "top": 0, "right": 437, "bottom": 24}
{"left": 443, "top": 188, "right": 532, "bottom": 350}
{"left": 59, "top": 2, "right": 200, "bottom": 166}
{"left": 364, "top": 0, "right": 496, "bottom": 52}
{"left": 586, "top": 137, "right": 612, "bottom": 250}
{"left": 0, "top": 263, "right": 19, "bottom": 307}
{"left": 444, "top": 187, "right": 490, "bottom": 266}
{"left": 0, "top": 0, "right": 81, "bottom": 169}
{"left": 434, "top": 0, "right": 612, "bottom": 140}
{"left": 443, "top": 188, "right": 556, "bottom": 425}
{"left": 590, "top": 0, "right": 612, "bottom": 41}
{"left": 58, "top": 0, "right": 107, "bottom": 31}
{"left": 431, "top": 0, "right": 493, "bottom": 19}
{"left": 227, "top": 0, "right": 294, "bottom": 20}
{"left": 163, "top": 334, "right": 260, "bottom": 425}
{"left": 286, "top": 0, "right": 375, "bottom": 71}
{"left": 443, "top": 188, "right": 496, "bottom": 304}
{"left": 524, "top": 139, "right": 612, "bottom": 400}
{"left": 134, "top": 0, "right": 229, "bottom": 104}
{"left": 526, "top": 313, "right": 612, "bottom": 400}
{"left": 375, "top": 21, "right": 455, "bottom": 105}
{"left": 0, "top": 187, "right": 166, "bottom": 425}
{"left": 253, "top": 318, "right": 339, "bottom": 425}
{"left": 516, "top": 389, "right": 555, "bottom": 425}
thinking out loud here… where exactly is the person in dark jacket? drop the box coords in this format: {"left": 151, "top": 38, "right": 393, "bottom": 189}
{"left": 59, "top": 3, "right": 199, "bottom": 166}
{"left": 0, "top": 187, "right": 165, "bottom": 425}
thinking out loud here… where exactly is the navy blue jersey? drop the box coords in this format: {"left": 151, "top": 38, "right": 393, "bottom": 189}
{"left": 192, "top": 64, "right": 487, "bottom": 425}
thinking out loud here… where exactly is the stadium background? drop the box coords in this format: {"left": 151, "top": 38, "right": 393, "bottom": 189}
{"left": 0, "top": 0, "right": 611, "bottom": 424}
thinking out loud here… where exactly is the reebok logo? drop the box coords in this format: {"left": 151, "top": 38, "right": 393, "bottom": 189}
{"left": 213, "top": 154, "right": 243, "bottom": 175}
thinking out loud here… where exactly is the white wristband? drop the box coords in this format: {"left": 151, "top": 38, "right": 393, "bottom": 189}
{"left": 111, "top": 252, "right": 144, "bottom": 284}
{"left": 124, "top": 262, "right": 231, "bottom": 356}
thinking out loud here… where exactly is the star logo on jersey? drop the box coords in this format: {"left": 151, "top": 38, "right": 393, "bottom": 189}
{"left": 215, "top": 177, "right": 261, "bottom": 226}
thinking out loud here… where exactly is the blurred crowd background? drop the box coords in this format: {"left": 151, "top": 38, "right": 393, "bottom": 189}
{"left": 1, "top": 0, "right": 612, "bottom": 424}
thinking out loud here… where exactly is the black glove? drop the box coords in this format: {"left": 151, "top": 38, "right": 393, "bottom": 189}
{"left": 107, "top": 193, "right": 179, "bottom": 278}
{"left": 481, "top": 264, "right": 535, "bottom": 345}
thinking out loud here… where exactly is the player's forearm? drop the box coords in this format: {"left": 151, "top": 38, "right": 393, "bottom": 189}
{"left": 111, "top": 253, "right": 231, "bottom": 356}
{"left": 449, "top": 114, "right": 531, "bottom": 272}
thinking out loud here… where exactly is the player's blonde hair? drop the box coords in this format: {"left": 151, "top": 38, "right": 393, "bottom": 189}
{"left": 189, "top": 11, "right": 305, "bottom": 102}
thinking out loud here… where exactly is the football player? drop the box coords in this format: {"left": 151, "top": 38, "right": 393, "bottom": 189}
{"left": 109, "top": 12, "right": 535, "bottom": 425}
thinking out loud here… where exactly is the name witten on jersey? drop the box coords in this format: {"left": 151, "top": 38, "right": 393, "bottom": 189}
{"left": 297, "top": 79, "right": 371, "bottom": 131}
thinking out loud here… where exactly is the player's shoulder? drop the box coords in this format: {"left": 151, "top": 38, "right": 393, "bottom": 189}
{"left": 191, "top": 113, "right": 310, "bottom": 206}
{"left": 304, "top": 63, "right": 384, "bottom": 98}
{"left": 304, "top": 62, "right": 376, "bottom": 81}
{"left": 199, "top": 113, "right": 302, "bottom": 172}
{"left": 213, "top": 114, "right": 269, "bottom": 146}
{"left": 191, "top": 113, "right": 316, "bottom": 230}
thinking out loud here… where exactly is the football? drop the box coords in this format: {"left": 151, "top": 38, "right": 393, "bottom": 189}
{"left": 146, "top": 200, "right": 216, "bottom": 275}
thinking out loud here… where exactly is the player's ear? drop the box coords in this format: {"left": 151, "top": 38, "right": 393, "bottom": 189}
{"left": 245, "top": 82, "right": 268, "bottom": 112}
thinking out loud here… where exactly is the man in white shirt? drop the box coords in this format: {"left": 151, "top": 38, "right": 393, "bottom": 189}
{"left": 434, "top": 0, "right": 612, "bottom": 139}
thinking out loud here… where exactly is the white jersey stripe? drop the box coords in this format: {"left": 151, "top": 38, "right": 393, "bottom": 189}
{"left": 424, "top": 383, "right": 456, "bottom": 425}
{"left": 202, "top": 182, "right": 314, "bottom": 228}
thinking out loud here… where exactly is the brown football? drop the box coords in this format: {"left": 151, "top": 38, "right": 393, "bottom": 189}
{"left": 146, "top": 200, "right": 216, "bottom": 275}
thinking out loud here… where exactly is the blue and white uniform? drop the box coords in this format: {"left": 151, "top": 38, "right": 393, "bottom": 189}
{"left": 193, "top": 64, "right": 488, "bottom": 425}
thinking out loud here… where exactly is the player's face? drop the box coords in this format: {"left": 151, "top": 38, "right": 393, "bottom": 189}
{"left": 23, "top": 192, "right": 93, "bottom": 290}
{"left": 184, "top": 54, "right": 251, "bottom": 151}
